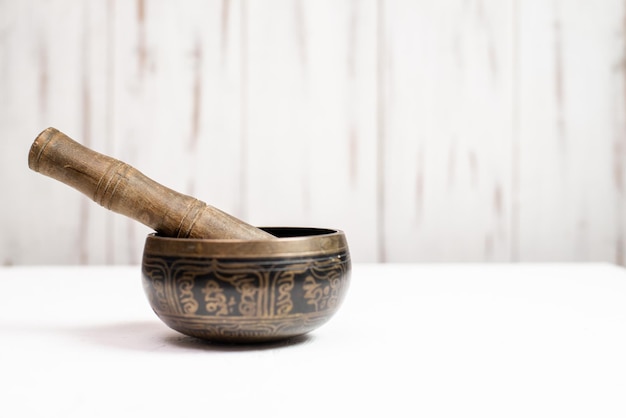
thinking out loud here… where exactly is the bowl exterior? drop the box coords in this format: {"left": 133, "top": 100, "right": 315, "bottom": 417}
{"left": 141, "top": 229, "right": 350, "bottom": 343}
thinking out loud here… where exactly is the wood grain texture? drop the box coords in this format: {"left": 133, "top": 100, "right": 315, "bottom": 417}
{"left": 517, "top": 0, "right": 623, "bottom": 263}
{"left": 244, "top": 0, "right": 378, "bottom": 260}
{"left": 0, "top": 0, "right": 113, "bottom": 265}
{"left": 617, "top": 0, "right": 626, "bottom": 265}
{"left": 380, "top": 0, "right": 514, "bottom": 262}
{"left": 1, "top": 0, "right": 625, "bottom": 264}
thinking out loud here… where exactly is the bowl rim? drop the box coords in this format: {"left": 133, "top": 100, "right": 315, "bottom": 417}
{"left": 143, "top": 226, "right": 349, "bottom": 258}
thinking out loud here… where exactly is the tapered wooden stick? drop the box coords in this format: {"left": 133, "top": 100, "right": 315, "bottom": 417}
{"left": 28, "top": 127, "right": 276, "bottom": 240}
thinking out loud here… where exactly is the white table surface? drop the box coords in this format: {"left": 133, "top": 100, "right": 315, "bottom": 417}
{"left": 1, "top": 263, "right": 626, "bottom": 417}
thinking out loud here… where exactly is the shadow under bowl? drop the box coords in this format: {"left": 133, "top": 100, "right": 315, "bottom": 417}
{"left": 141, "top": 227, "right": 351, "bottom": 343}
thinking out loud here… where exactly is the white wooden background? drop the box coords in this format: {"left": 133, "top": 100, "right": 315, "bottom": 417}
{"left": 1, "top": 0, "right": 625, "bottom": 265}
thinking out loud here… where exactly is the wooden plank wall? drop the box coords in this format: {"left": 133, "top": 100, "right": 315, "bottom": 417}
{"left": 1, "top": 0, "right": 625, "bottom": 265}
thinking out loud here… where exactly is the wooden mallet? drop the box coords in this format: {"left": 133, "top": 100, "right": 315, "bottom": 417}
{"left": 28, "top": 127, "right": 276, "bottom": 240}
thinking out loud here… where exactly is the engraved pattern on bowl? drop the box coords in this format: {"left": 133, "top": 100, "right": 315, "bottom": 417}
{"left": 141, "top": 227, "right": 351, "bottom": 343}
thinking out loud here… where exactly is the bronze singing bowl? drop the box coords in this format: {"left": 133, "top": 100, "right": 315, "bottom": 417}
{"left": 141, "top": 227, "right": 351, "bottom": 343}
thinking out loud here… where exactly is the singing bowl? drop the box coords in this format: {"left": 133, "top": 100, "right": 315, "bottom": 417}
{"left": 141, "top": 227, "right": 351, "bottom": 343}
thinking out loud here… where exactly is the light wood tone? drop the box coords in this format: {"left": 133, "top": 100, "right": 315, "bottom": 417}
{"left": 1, "top": 0, "right": 625, "bottom": 264}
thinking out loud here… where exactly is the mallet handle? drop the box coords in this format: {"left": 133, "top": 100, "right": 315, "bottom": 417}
{"left": 28, "top": 127, "right": 276, "bottom": 240}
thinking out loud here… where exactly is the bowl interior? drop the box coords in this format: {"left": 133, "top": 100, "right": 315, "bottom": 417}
{"left": 259, "top": 227, "right": 337, "bottom": 237}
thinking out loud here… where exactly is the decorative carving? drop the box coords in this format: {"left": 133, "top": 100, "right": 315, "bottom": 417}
{"left": 178, "top": 274, "right": 198, "bottom": 314}
{"left": 141, "top": 257, "right": 168, "bottom": 311}
{"left": 202, "top": 280, "right": 231, "bottom": 316}
{"left": 141, "top": 251, "right": 350, "bottom": 340}
{"left": 275, "top": 271, "right": 295, "bottom": 316}
{"left": 234, "top": 275, "right": 260, "bottom": 317}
